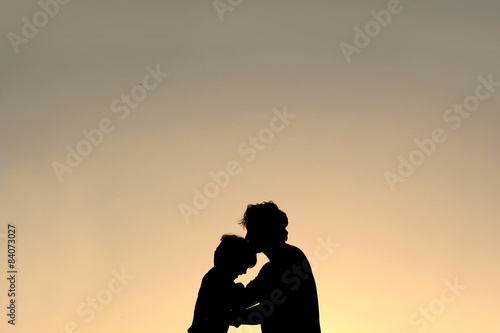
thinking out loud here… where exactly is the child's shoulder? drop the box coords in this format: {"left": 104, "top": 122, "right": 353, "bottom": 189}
{"left": 201, "top": 267, "right": 218, "bottom": 282}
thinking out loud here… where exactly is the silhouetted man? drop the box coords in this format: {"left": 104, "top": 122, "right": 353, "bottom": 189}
{"left": 234, "top": 201, "right": 321, "bottom": 333}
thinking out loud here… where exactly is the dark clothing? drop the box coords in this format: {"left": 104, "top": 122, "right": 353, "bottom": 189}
{"left": 188, "top": 267, "right": 243, "bottom": 333}
{"left": 240, "top": 244, "right": 321, "bottom": 333}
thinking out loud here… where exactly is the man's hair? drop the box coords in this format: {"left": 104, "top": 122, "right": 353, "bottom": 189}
{"left": 239, "top": 201, "right": 288, "bottom": 242}
{"left": 214, "top": 234, "right": 257, "bottom": 268}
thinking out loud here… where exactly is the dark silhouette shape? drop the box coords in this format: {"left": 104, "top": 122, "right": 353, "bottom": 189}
{"left": 234, "top": 201, "right": 321, "bottom": 333}
{"left": 188, "top": 234, "right": 257, "bottom": 333}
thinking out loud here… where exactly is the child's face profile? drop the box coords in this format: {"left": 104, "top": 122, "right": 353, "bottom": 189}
{"left": 226, "top": 262, "right": 250, "bottom": 280}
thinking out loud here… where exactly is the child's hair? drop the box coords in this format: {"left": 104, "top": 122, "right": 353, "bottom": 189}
{"left": 214, "top": 234, "right": 257, "bottom": 268}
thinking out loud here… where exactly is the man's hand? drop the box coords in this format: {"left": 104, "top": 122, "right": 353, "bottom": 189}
{"left": 229, "top": 311, "right": 241, "bottom": 327}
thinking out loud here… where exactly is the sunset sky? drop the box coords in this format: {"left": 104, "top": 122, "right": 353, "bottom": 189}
{"left": 1, "top": 1, "right": 499, "bottom": 332}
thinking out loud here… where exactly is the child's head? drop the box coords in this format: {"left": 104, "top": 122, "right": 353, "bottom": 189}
{"left": 214, "top": 234, "right": 257, "bottom": 279}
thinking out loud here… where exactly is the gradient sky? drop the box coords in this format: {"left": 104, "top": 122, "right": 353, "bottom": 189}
{"left": 1, "top": 1, "right": 499, "bottom": 332}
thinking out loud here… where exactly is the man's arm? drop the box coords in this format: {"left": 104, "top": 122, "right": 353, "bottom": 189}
{"left": 230, "top": 304, "right": 264, "bottom": 327}
{"left": 240, "top": 263, "right": 270, "bottom": 308}
{"left": 229, "top": 264, "right": 270, "bottom": 327}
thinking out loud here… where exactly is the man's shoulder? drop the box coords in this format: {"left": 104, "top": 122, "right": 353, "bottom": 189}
{"left": 283, "top": 243, "right": 307, "bottom": 259}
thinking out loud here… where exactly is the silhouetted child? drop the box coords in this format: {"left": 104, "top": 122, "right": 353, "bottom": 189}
{"left": 188, "top": 234, "right": 257, "bottom": 333}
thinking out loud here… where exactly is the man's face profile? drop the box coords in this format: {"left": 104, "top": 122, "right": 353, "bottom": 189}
{"left": 245, "top": 229, "right": 264, "bottom": 253}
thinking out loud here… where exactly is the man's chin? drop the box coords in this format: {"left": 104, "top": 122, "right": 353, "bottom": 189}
{"left": 248, "top": 244, "right": 262, "bottom": 253}
{"left": 253, "top": 247, "right": 264, "bottom": 254}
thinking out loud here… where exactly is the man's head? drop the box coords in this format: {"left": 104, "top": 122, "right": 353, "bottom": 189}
{"left": 240, "top": 201, "right": 288, "bottom": 252}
